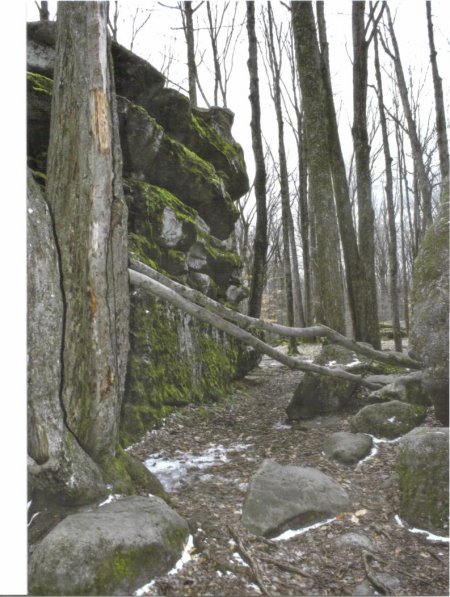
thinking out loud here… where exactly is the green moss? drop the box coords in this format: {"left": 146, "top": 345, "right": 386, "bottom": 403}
{"left": 27, "top": 71, "right": 53, "bottom": 95}
{"left": 191, "top": 113, "right": 246, "bottom": 173}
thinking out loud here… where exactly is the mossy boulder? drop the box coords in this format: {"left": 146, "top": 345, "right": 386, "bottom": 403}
{"left": 286, "top": 344, "right": 366, "bottom": 421}
{"left": 410, "top": 202, "right": 449, "bottom": 424}
{"left": 351, "top": 400, "right": 427, "bottom": 439}
{"left": 396, "top": 427, "right": 449, "bottom": 533}
{"left": 28, "top": 496, "right": 189, "bottom": 596}
{"left": 367, "top": 371, "right": 431, "bottom": 407}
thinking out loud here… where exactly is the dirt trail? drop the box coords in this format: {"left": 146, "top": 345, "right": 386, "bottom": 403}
{"left": 130, "top": 345, "right": 449, "bottom": 596}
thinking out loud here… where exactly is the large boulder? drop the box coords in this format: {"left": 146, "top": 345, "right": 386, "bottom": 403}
{"left": 29, "top": 496, "right": 189, "bottom": 596}
{"left": 351, "top": 400, "right": 427, "bottom": 439}
{"left": 367, "top": 371, "right": 431, "bottom": 407}
{"left": 409, "top": 202, "right": 449, "bottom": 424}
{"left": 396, "top": 427, "right": 449, "bottom": 534}
{"left": 242, "top": 459, "right": 351, "bottom": 537}
{"left": 323, "top": 432, "right": 373, "bottom": 464}
{"left": 286, "top": 344, "right": 365, "bottom": 421}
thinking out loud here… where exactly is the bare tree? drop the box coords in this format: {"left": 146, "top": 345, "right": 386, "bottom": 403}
{"left": 108, "top": 1, "right": 119, "bottom": 42}
{"left": 35, "top": 1, "right": 49, "bottom": 21}
{"left": 351, "top": 1, "right": 382, "bottom": 349}
{"left": 130, "top": 7, "right": 153, "bottom": 53}
{"left": 291, "top": 1, "right": 346, "bottom": 334}
{"left": 246, "top": 1, "right": 268, "bottom": 319}
{"left": 381, "top": 4, "right": 433, "bottom": 228}
{"left": 426, "top": 1, "right": 449, "bottom": 204}
{"left": 374, "top": 27, "right": 402, "bottom": 350}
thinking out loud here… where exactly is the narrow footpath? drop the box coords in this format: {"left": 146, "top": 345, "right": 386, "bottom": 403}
{"left": 130, "top": 344, "right": 449, "bottom": 597}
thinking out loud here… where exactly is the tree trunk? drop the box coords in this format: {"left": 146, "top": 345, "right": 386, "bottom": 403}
{"left": 316, "top": 2, "right": 372, "bottom": 344}
{"left": 183, "top": 1, "right": 197, "bottom": 106}
{"left": 297, "top": 110, "right": 311, "bottom": 326}
{"left": 374, "top": 31, "right": 402, "bottom": 351}
{"left": 46, "top": 1, "right": 129, "bottom": 462}
{"left": 426, "top": 1, "right": 449, "bottom": 205}
{"left": 246, "top": 1, "right": 268, "bottom": 318}
{"left": 38, "top": 1, "right": 49, "bottom": 21}
{"left": 352, "top": 2, "right": 381, "bottom": 349}
{"left": 291, "top": 1, "right": 345, "bottom": 334}
{"left": 385, "top": 5, "right": 433, "bottom": 228}
{"left": 265, "top": 4, "right": 302, "bottom": 347}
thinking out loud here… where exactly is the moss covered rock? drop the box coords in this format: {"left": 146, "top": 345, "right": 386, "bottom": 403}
{"left": 410, "top": 202, "right": 449, "bottom": 424}
{"left": 351, "top": 400, "right": 427, "bottom": 439}
{"left": 396, "top": 427, "right": 449, "bottom": 533}
{"left": 286, "top": 344, "right": 366, "bottom": 421}
{"left": 29, "top": 496, "right": 189, "bottom": 596}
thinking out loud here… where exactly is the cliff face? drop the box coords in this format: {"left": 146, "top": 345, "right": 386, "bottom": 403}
{"left": 27, "top": 21, "right": 252, "bottom": 455}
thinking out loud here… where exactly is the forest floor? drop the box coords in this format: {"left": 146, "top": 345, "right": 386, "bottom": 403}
{"left": 129, "top": 342, "right": 449, "bottom": 597}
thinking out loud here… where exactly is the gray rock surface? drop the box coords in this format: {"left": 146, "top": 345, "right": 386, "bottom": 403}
{"left": 242, "top": 459, "right": 351, "bottom": 537}
{"left": 29, "top": 496, "right": 189, "bottom": 596}
{"left": 396, "top": 427, "right": 449, "bottom": 533}
{"left": 351, "top": 400, "right": 426, "bottom": 439}
{"left": 323, "top": 432, "right": 373, "bottom": 464}
{"left": 334, "top": 532, "right": 374, "bottom": 551}
{"left": 368, "top": 371, "right": 431, "bottom": 407}
{"left": 286, "top": 344, "right": 366, "bottom": 421}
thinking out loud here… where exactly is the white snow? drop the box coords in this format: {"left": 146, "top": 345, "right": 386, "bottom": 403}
{"left": 28, "top": 208, "right": 34, "bottom": 214}
{"left": 233, "top": 552, "right": 249, "bottom": 567}
{"left": 27, "top": 512, "right": 40, "bottom": 527}
{"left": 272, "top": 517, "right": 336, "bottom": 541}
{"left": 355, "top": 444, "right": 379, "bottom": 467}
{"left": 272, "top": 421, "right": 291, "bottom": 430}
{"left": 98, "top": 494, "right": 122, "bottom": 507}
{"left": 394, "top": 515, "right": 449, "bottom": 543}
{"left": 144, "top": 442, "right": 252, "bottom": 491}
{"left": 387, "top": 416, "right": 397, "bottom": 423}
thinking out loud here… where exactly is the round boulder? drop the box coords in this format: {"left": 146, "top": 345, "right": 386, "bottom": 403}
{"left": 29, "top": 495, "right": 189, "bottom": 596}
{"left": 396, "top": 427, "right": 449, "bottom": 534}
{"left": 323, "top": 432, "right": 373, "bottom": 464}
{"left": 241, "top": 459, "right": 351, "bottom": 537}
{"left": 351, "top": 400, "right": 426, "bottom": 439}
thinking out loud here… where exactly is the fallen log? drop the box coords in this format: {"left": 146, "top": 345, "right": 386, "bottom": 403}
{"left": 130, "top": 259, "right": 422, "bottom": 371}
{"left": 129, "top": 268, "right": 383, "bottom": 390}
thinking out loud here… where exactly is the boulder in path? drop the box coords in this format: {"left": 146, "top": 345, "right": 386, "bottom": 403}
{"left": 242, "top": 459, "right": 351, "bottom": 537}
{"left": 323, "top": 432, "right": 373, "bottom": 464}
{"left": 396, "top": 427, "right": 449, "bottom": 534}
{"left": 351, "top": 400, "right": 426, "bottom": 439}
{"left": 367, "top": 371, "right": 431, "bottom": 407}
{"left": 29, "top": 496, "right": 189, "bottom": 596}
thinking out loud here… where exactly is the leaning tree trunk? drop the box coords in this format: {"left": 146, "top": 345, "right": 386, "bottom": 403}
{"left": 385, "top": 5, "right": 433, "bottom": 229}
{"left": 426, "top": 1, "right": 449, "bottom": 205}
{"left": 291, "top": 1, "right": 345, "bottom": 334}
{"left": 352, "top": 2, "right": 381, "bottom": 349}
{"left": 246, "top": 1, "right": 268, "bottom": 318}
{"left": 46, "top": 1, "right": 129, "bottom": 462}
{"left": 374, "top": 30, "right": 402, "bottom": 351}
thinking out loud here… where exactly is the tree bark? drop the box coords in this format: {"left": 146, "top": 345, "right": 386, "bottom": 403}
{"left": 246, "top": 1, "right": 268, "bottom": 318}
{"left": 352, "top": 2, "right": 381, "bottom": 349}
{"left": 46, "top": 1, "right": 129, "bottom": 461}
{"left": 374, "top": 31, "right": 402, "bottom": 351}
{"left": 291, "top": 1, "right": 345, "bottom": 334}
{"left": 426, "top": 1, "right": 449, "bottom": 205}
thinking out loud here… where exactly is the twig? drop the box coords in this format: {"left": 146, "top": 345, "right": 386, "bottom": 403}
{"left": 228, "top": 526, "right": 271, "bottom": 596}
{"left": 259, "top": 555, "right": 311, "bottom": 578}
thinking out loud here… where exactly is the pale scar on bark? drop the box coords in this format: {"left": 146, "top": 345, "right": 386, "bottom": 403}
{"left": 90, "top": 88, "right": 110, "bottom": 153}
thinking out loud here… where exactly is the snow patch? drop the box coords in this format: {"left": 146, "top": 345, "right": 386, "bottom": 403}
{"left": 272, "top": 517, "right": 336, "bottom": 541}
{"left": 233, "top": 552, "right": 249, "bottom": 567}
{"left": 98, "top": 494, "right": 122, "bottom": 507}
{"left": 394, "top": 515, "right": 449, "bottom": 543}
{"left": 387, "top": 416, "right": 397, "bottom": 423}
{"left": 356, "top": 444, "right": 379, "bottom": 467}
{"left": 272, "top": 421, "right": 291, "bottom": 430}
{"left": 144, "top": 443, "right": 252, "bottom": 491}
{"left": 27, "top": 512, "right": 40, "bottom": 527}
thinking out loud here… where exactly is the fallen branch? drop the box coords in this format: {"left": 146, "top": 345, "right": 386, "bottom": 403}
{"left": 228, "top": 526, "right": 270, "bottom": 596}
{"left": 259, "top": 554, "right": 311, "bottom": 578}
{"left": 129, "top": 268, "right": 383, "bottom": 390}
{"left": 130, "top": 259, "right": 422, "bottom": 371}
